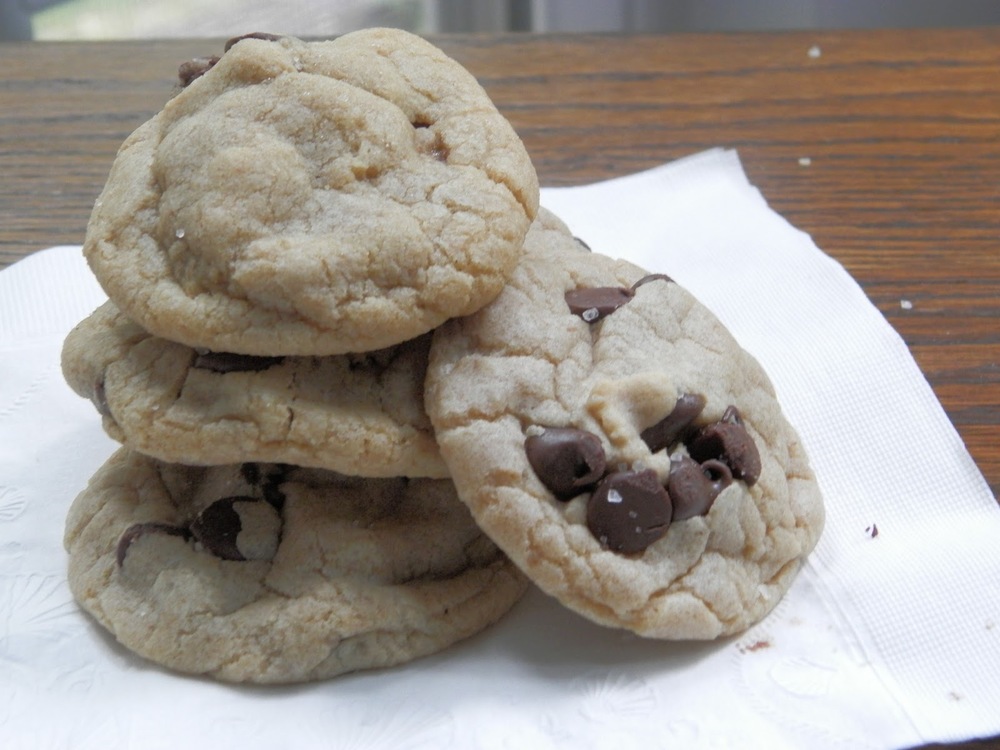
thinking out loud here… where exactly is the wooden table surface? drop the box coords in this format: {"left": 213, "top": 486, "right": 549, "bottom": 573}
{"left": 1, "top": 29, "right": 998, "bottom": 748}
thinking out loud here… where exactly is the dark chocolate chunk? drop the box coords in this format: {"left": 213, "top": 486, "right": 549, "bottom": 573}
{"left": 687, "top": 409, "right": 761, "bottom": 486}
{"left": 224, "top": 32, "right": 284, "bottom": 52}
{"left": 192, "top": 350, "right": 284, "bottom": 374}
{"left": 93, "top": 376, "right": 113, "bottom": 418}
{"left": 565, "top": 286, "right": 634, "bottom": 323}
{"left": 525, "top": 427, "right": 606, "bottom": 501}
{"left": 190, "top": 496, "right": 254, "bottom": 561}
{"left": 116, "top": 522, "right": 190, "bottom": 567}
{"left": 177, "top": 55, "right": 220, "bottom": 87}
{"left": 586, "top": 469, "right": 672, "bottom": 554}
{"left": 640, "top": 392, "right": 707, "bottom": 454}
{"left": 667, "top": 456, "right": 732, "bottom": 520}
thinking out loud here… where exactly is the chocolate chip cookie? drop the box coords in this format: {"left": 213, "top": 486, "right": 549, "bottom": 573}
{"left": 64, "top": 448, "right": 527, "bottom": 683}
{"left": 61, "top": 300, "right": 447, "bottom": 477}
{"left": 83, "top": 28, "right": 539, "bottom": 356}
{"left": 425, "top": 208, "right": 824, "bottom": 639}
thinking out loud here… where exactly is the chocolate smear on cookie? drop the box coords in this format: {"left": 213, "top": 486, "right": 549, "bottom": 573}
{"left": 526, "top": 427, "right": 606, "bottom": 501}
{"left": 116, "top": 522, "right": 191, "bottom": 567}
{"left": 586, "top": 469, "right": 672, "bottom": 554}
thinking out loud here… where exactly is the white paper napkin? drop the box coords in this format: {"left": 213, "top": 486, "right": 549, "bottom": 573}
{"left": 2, "top": 148, "right": 998, "bottom": 750}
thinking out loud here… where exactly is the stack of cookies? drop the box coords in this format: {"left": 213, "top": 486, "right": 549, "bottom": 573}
{"left": 61, "top": 29, "right": 824, "bottom": 685}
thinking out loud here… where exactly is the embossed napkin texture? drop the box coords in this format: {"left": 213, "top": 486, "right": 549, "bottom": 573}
{"left": 1, "top": 148, "right": 998, "bottom": 749}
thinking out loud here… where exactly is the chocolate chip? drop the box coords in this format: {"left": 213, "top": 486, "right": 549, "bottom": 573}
{"left": 574, "top": 237, "right": 592, "bottom": 251}
{"left": 586, "top": 469, "right": 672, "bottom": 554}
{"left": 190, "top": 497, "right": 252, "bottom": 561}
{"left": 565, "top": 286, "right": 634, "bottom": 323}
{"left": 687, "top": 409, "right": 761, "bottom": 486}
{"left": 525, "top": 427, "right": 606, "bottom": 501}
{"left": 667, "top": 456, "right": 732, "bottom": 520}
{"left": 93, "top": 376, "right": 112, "bottom": 418}
{"left": 190, "top": 496, "right": 282, "bottom": 561}
{"left": 116, "top": 522, "right": 190, "bottom": 567}
{"left": 177, "top": 55, "right": 220, "bottom": 87}
{"left": 192, "top": 351, "right": 284, "bottom": 374}
{"left": 223, "top": 32, "right": 283, "bottom": 52}
{"left": 640, "top": 392, "right": 706, "bottom": 454}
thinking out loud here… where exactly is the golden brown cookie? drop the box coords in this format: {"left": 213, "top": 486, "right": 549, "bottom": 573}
{"left": 64, "top": 449, "right": 527, "bottom": 683}
{"left": 61, "top": 300, "right": 447, "bottom": 477}
{"left": 84, "top": 29, "right": 539, "bottom": 355}
{"left": 425, "top": 209, "right": 824, "bottom": 639}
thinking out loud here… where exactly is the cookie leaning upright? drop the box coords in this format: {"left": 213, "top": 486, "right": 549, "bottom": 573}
{"left": 425, "top": 209, "right": 825, "bottom": 640}
{"left": 83, "top": 29, "right": 539, "bottom": 356}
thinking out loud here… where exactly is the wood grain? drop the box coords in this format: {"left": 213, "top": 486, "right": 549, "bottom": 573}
{"left": 0, "top": 28, "right": 998, "bottom": 749}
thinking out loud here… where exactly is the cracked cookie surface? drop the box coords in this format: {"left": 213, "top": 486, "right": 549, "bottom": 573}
{"left": 61, "top": 300, "right": 447, "bottom": 477}
{"left": 64, "top": 448, "right": 527, "bottom": 683}
{"left": 425, "top": 208, "right": 824, "bottom": 639}
{"left": 83, "top": 28, "right": 539, "bottom": 355}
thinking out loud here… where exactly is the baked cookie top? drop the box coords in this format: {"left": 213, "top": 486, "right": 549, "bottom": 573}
{"left": 61, "top": 300, "right": 447, "bottom": 477}
{"left": 83, "top": 29, "right": 539, "bottom": 355}
{"left": 64, "top": 449, "right": 527, "bottom": 683}
{"left": 425, "top": 209, "right": 824, "bottom": 639}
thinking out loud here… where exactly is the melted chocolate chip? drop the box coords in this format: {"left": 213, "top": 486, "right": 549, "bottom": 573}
{"left": 223, "top": 32, "right": 283, "bottom": 52}
{"left": 565, "top": 286, "right": 635, "bottom": 323}
{"left": 116, "top": 522, "right": 190, "bottom": 567}
{"left": 586, "top": 469, "right": 672, "bottom": 554}
{"left": 667, "top": 456, "right": 732, "bottom": 520}
{"left": 525, "top": 427, "right": 606, "bottom": 501}
{"left": 687, "top": 410, "right": 761, "bottom": 486}
{"left": 192, "top": 351, "right": 284, "bottom": 374}
{"left": 640, "top": 393, "right": 706, "bottom": 454}
{"left": 190, "top": 497, "right": 253, "bottom": 561}
{"left": 177, "top": 55, "right": 220, "bottom": 87}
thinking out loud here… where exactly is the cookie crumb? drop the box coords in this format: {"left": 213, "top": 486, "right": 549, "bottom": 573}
{"left": 900, "top": 299, "right": 913, "bottom": 310}
{"left": 798, "top": 157, "right": 812, "bottom": 167}
{"left": 808, "top": 45, "right": 822, "bottom": 59}
{"left": 739, "top": 639, "right": 772, "bottom": 653}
